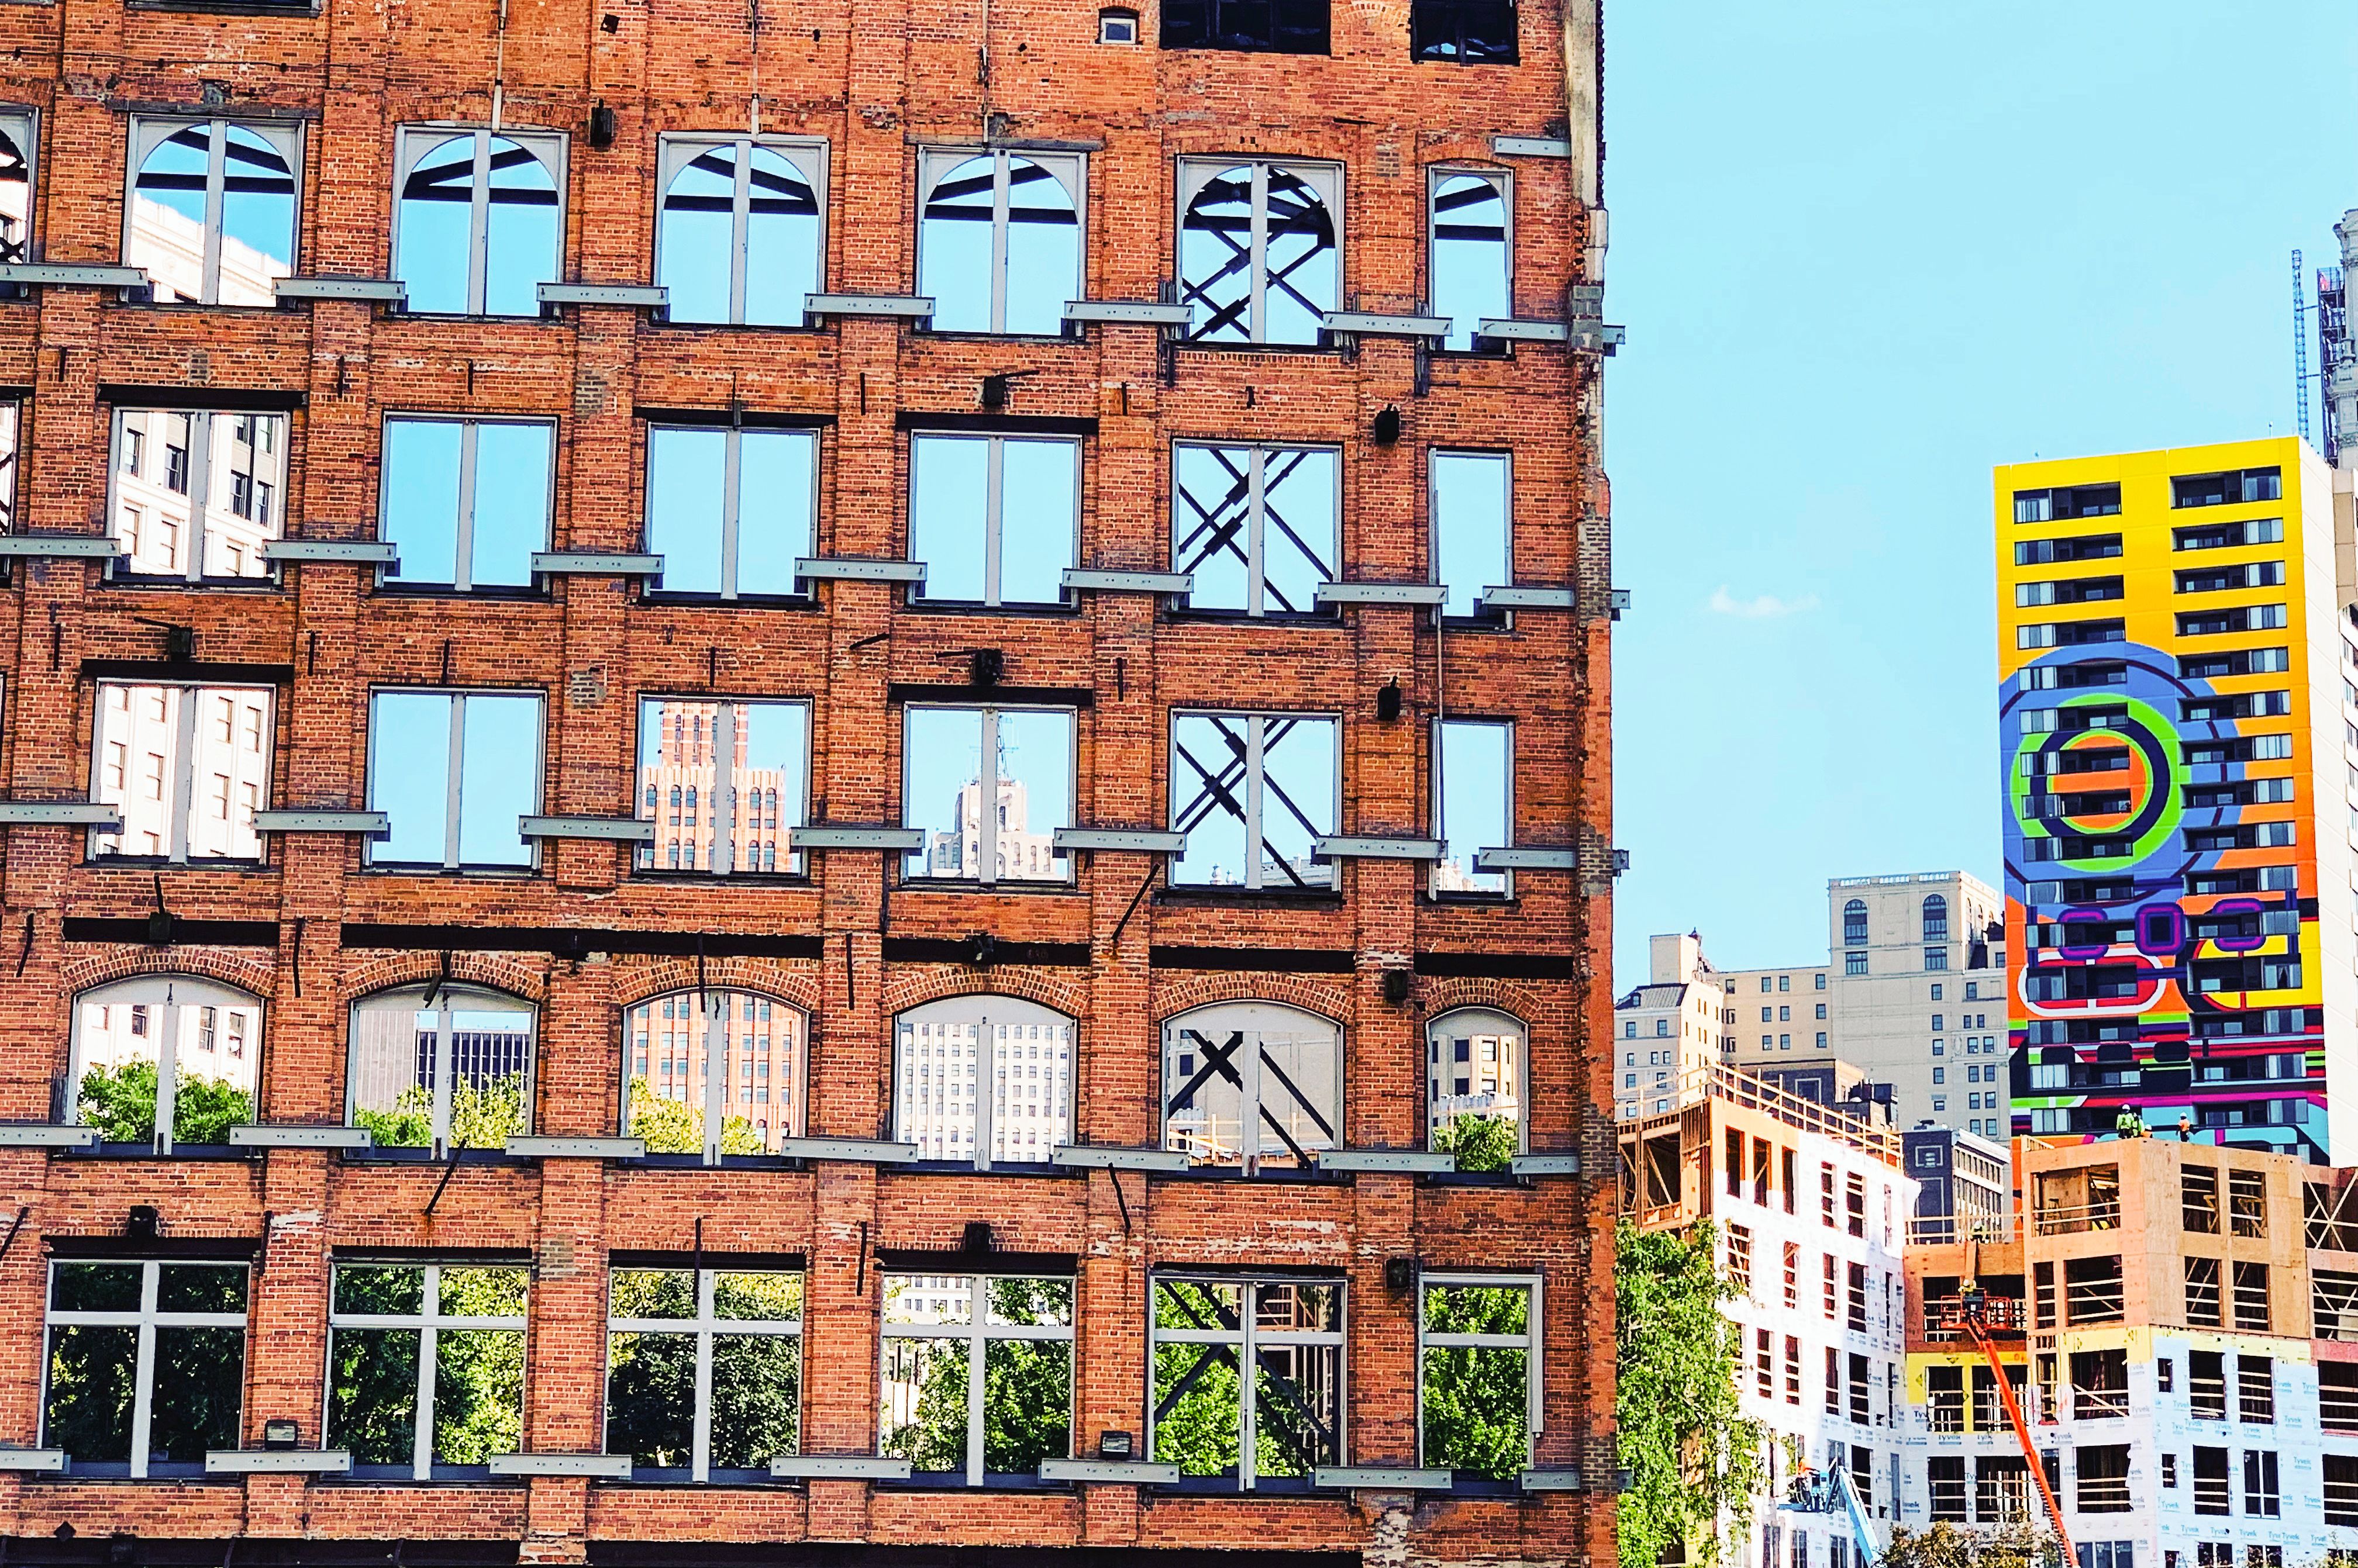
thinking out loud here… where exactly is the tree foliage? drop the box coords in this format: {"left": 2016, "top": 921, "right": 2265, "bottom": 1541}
{"left": 626, "top": 1076, "right": 766, "bottom": 1156}
{"left": 76, "top": 1059, "right": 252, "bottom": 1145}
{"left": 1431, "top": 1113, "right": 1519, "bottom": 1173}
{"left": 327, "top": 1265, "right": 523, "bottom": 1469}
{"left": 1616, "top": 1220, "right": 1769, "bottom": 1568}
{"left": 881, "top": 1278, "right": 1070, "bottom": 1475}
{"left": 1878, "top": 1522, "right": 2068, "bottom": 1568}
{"left": 353, "top": 1073, "right": 528, "bottom": 1149}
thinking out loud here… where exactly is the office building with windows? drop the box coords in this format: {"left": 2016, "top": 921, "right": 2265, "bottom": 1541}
{"left": 1995, "top": 439, "right": 2354, "bottom": 1162}
{"left": 1899, "top": 1135, "right": 2358, "bottom": 1568}
{"left": 0, "top": 1, "right": 1615, "bottom": 1564}
{"left": 1619, "top": 1063, "right": 1915, "bottom": 1567}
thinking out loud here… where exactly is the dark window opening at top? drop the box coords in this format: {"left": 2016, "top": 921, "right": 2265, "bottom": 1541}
{"left": 1161, "top": 0, "right": 1330, "bottom": 54}
{"left": 1412, "top": 0, "right": 1519, "bottom": 64}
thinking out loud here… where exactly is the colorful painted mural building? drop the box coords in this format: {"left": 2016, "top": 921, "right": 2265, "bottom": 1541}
{"left": 1995, "top": 437, "right": 2356, "bottom": 1162}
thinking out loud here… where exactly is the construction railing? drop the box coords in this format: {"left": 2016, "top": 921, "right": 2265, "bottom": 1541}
{"left": 1643, "top": 1063, "right": 1902, "bottom": 1167}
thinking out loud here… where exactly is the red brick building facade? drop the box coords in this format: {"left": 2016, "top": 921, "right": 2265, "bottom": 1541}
{"left": 0, "top": 0, "right": 1616, "bottom": 1563}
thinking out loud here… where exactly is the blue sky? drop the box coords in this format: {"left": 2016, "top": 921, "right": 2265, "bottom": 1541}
{"left": 1605, "top": 1, "right": 2358, "bottom": 986}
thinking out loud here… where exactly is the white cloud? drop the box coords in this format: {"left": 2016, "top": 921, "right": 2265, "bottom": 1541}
{"left": 1708, "top": 585, "right": 1821, "bottom": 619}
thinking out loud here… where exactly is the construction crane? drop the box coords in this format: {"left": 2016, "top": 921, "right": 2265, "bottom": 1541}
{"left": 1940, "top": 1282, "right": 2074, "bottom": 1562}
{"left": 2295, "top": 250, "right": 2312, "bottom": 446}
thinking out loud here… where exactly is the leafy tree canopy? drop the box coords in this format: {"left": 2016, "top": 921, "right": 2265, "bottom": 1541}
{"left": 1879, "top": 1522, "right": 2067, "bottom": 1568}
{"left": 1432, "top": 1113, "right": 1518, "bottom": 1173}
{"left": 77, "top": 1059, "right": 252, "bottom": 1145}
{"left": 626, "top": 1076, "right": 765, "bottom": 1156}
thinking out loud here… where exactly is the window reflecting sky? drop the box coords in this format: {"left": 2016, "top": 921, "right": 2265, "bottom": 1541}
{"left": 369, "top": 692, "right": 539, "bottom": 868}
{"left": 658, "top": 142, "right": 820, "bottom": 326}
{"left": 1430, "top": 173, "right": 1508, "bottom": 350}
{"left": 1435, "top": 720, "right": 1509, "bottom": 894}
{"left": 1432, "top": 452, "right": 1508, "bottom": 616}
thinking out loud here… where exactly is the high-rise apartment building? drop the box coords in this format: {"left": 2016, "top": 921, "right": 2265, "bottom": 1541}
{"left": 0, "top": 2, "right": 1615, "bottom": 1563}
{"left": 1995, "top": 438, "right": 2352, "bottom": 1162}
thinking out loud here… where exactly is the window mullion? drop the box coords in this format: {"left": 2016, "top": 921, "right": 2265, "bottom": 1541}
{"left": 1248, "top": 165, "right": 1268, "bottom": 345}
{"left": 719, "top": 429, "right": 743, "bottom": 599}
{"left": 978, "top": 708, "right": 999, "bottom": 887}
{"left": 712, "top": 702, "right": 738, "bottom": 878}
{"left": 1243, "top": 716, "right": 1265, "bottom": 892}
{"left": 1241, "top": 1029, "right": 1264, "bottom": 1181}
{"left": 1245, "top": 448, "right": 1266, "bottom": 617}
{"left": 468, "top": 131, "right": 492, "bottom": 315}
{"left": 430, "top": 997, "right": 456, "bottom": 1155}
{"left": 965, "top": 1285, "right": 987, "bottom": 1487}
{"left": 442, "top": 695, "right": 467, "bottom": 871}
{"left": 129, "top": 1263, "right": 158, "bottom": 1479}
{"left": 982, "top": 440, "right": 1004, "bottom": 607}
{"left": 729, "top": 141, "right": 752, "bottom": 326}
{"left": 201, "top": 121, "right": 227, "bottom": 306}
{"left": 692, "top": 1271, "right": 716, "bottom": 1480}
{"left": 416, "top": 1310, "right": 439, "bottom": 1480}
{"left": 975, "top": 1014, "right": 994, "bottom": 1172}
{"left": 154, "top": 986, "right": 181, "bottom": 1156}
{"left": 454, "top": 421, "right": 479, "bottom": 593}
{"left": 990, "top": 156, "right": 1011, "bottom": 334}
{"left": 169, "top": 685, "right": 199, "bottom": 863}
{"left": 185, "top": 412, "right": 212, "bottom": 582}
{"left": 702, "top": 989, "right": 725, "bottom": 1165}
{"left": 1239, "top": 1283, "right": 1257, "bottom": 1490}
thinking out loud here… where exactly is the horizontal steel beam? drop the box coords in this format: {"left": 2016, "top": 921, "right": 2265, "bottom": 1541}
{"left": 772, "top": 1135, "right": 920, "bottom": 1163}
{"left": 206, "top": 1449, "right": 353, "bottom": 1474}
{"left": 1315, "top": 581, "right": 1449, "bottom": 607}
{"left": 1312, "top": 835, "right": 1444, "bottom": 861}
{"left": 1474, "top": 846, "right": 1580, "bottom": 872}
{"left": 1312, "top": 1466, "right": 1454, "bottom": 1491}
{"left": 804, "top": 293, "right": 933, "bottom": 319}
{"left": 1315, "top": 1149, "right": 1457, "bottom": 1174}
{"left": 506, "top": 1136, "right": 647, "bottom": 1159}
{"left": 1491, "top": 135, "right": 1574, "bottom": 158}
{"left": 1473, "top": 317, "right": 1569, "bottom": 343}
{"left": 487, "top": 1452, "right": 634, "bottom": 1479}
{"left": 537, "top": 282, "right": 668, "bottom": 309}
{"left": 1039, "top": 1458, "right": 1183, "bottom": 1484}
{"left": 1050, "top": 1144, "right": 1191, "bottom": 1173}
{"left": 1061, "top": 301, "right": 1194, "bottom": 327}
{"left": 769, "top": 1454, "right": 914, "bottom": 1480}
{"left": 229, "top": 1124, "right": 374, "bottom": 1150}
{"left": 274, "top": 276, "right": 406, "bottom": 303}
{"left": 790, "top": 824, "right": 925, "bottom": 851}
{"left": 0, "top": 263, "right": 148, "bottom": 289}
{"left": 1321, "top": 310, "right": 1450, "bottom": 338}
{"left": 263, "top": 540, "right": 400, "bottom": 565}
{"left": 0, "top": 535, "right": 120, "bottom": 559}
{"left": 532, "top": 551, "right": 663, "bottom": 576}
{"left": 518, "top": 816, "right": 656, "bottom": 842}
{"left": 0, "top": 1125, "right": 98, "bottom": 1149}
{"left": 1511, "top": 1152, "right": 1583, "bottom": 1176}
{"left": 794, "top": 556, "right": 926, "bottom": 583}
{"left": 1478, "top": 585, "right": 1577, "bottom": 610}
{"left": 1052, "top": 828, "right": 1186, "bottom": 854}
{"left": 0, "top": 802, "right": 122, "bottom": 827}
{"left": 1061, "top": 569, "right": 1194, "bottom": 595}
{"left": 253, "top": 810, "right": 389, "bottom": 835}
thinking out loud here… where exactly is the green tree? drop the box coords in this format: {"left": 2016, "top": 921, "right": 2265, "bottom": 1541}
{"left": 626, "top": 1077, "right": 765, "bottom": 1156}
{"left": 1878, "top": 1522, "right": 2067, "bottom": 1568}
{"left": 1431, "top": 1113, "right": 1518, "bottom": 1173}
{"left": 1616, "top": 1221, "right": 1768, "bottom": 1568}
{"left": 76, "top": 1059, "right": 253, "bottom": 1145}
{"left": 354, "top": 1073, "right": 528, "bottom": 1150}
{"left": 882, "top": 1279, "right": 1071, "bottom": 1474}
{"left": 1421, "top": 1283, "right": 1532, "bottom": 1479}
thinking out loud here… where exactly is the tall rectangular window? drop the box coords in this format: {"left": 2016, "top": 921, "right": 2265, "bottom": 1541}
{"left": 606, "top": 1267, "right": 802, "bottom": 1481}
{"left": 366, "top": 689, "right": 544, "bottom": 871}
{"left": 2242, "top": 1449, "right": 2279, "bottom": 1517}
{"left": 654, "top": 136, "right": 823, "bottom": 326}
{"left": 392, "top": 128, "right": 564, "bottom": 317}
{"left": 89, "top": 682, "right": 272, "bottom": 863}
{"left": 2232, "top": 1262, "right": 2270, "bottom": 1331}
{"left": 2192, "top": 1446, "right": 2231, "bottom": 1515}
{"left": 1428, "top": 171, "right": 1510, "bottom": 348}
{"left": 902, "top": 704, "right": 1074, "bottom": 885}
{"left": 1432, "top": 450, "right": 1509, "bottom": 617}
{"left": 635, "top": 697, "right": 808, "bottom": 876}
{"left": 328, "top": 1262, "right": 526, "bottom": 1479}
{"left": 1411, "top": 0, "right": 1518, "bottom": 64}
{"left": 1150, "top": 1274, "right": 1342, "bottom": 1487}
{"left": 908, "top": 433, "right": 1078, "bottom": 607}
{"left": 2186, "top": 1256, "right": 2222, "bottom": 1327}
{"left": 880, "top": 1273, "right": 1073, "bottom": 1486}
{"left": 109, "top": 407, "right": 287, "bottom": 580}
{"left": 0, "top": 109, "right": 35, "bottom": 267}
{"left": 380, "top": 417, "right": 553, "bottom": 591}
{"left": 1171, "top": 710, "right": 1337, "bottom": 890}
{"left": 2184, "top": 1166, "right": 2220, "bottom": 1232}
{"left": 43, "top": 1259, "right": 247, "bottom": 1478}
{"left": 2229, "top": 1169, "right": 2268, "bottom": 1237}
{"left": 1418, "top": 1274, "right": 1536, "bottom": 1477}
{"left": 1178, "top": 160, "right": 1340, "bottom": 344}
{"left": 1172, "top": 443, "right": 1338, "bottom": 615}
{"left": 1432, "top": 719, "right": 1510, "bottom": 896}
{"left": 644, "top": 424, "right": 816, "bottom": 599}
{"left": 126, "top": 118, "right": 299, "bottom": 306}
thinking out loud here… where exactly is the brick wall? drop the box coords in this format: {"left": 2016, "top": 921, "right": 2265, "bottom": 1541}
{"left": 0, "top": 0, "right": 1615, "bottom": 1562}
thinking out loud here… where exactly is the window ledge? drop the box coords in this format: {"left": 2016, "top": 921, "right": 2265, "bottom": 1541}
{"left": 768, "top": 1455, "right": 911, "bottom": 1481}
{"left": 1314, "top": 581, "right": 1448, "bottom": 608}
{"left": 518, "top": 815, "right": 655, "bottom": 843}
{"left": 1509, "top": 1152, "right": 1583, "bottom": 1177}
{"left": 506, "top": 1136, "right": 647, "bottom": 1159}
{"left": 1039, "top": 1459, "right": 1181, "bottom": 1484}
{"left": 0, "top": 801, "right": 122, "bottom": 827}
{"left": 0, "top": 534, "right": 121, "bottom": 560}
{"left": 1050, "top": 1144, "right": 1191, "bottom": 1173}
{"left": 532, "top": 551, "right": 664, "bottom": 576}
{"left": 263, "top": 540, "right": 401, "bottom": 565}
{"left": 771, "top": 1135, "right": 920, "bottom": 1164}
{"left": 1478, "top": 585, "right": 1576, "bottom": 611}
{"left": 791, "top": 824, "right": 926, "bottom": 852}
{"left": 253, "top": 810, "right": 389, "bottom": 836}
{"left": 229, "top": 1123, "right": 374, "bottom": 1150}
{"left": 206, "top": 1450, "right": 353, "bottom": 1475}
{"left": 1319, "top": 311, "right": 1450, "bottom": 340}
{"left": 794, "top": 556, "right": 926, "bottom": 585}
{"left": 537, "top": 282, "right": 667, "bottom": 313}
{"left": 273, "top": 276, "right": 406, "bottom": 305}
{"left": 1315, "top": 1149, "right": 1456, "bottom": 1175}
{"left": 1474, "top": 846, "right": 1577, "bottom": 872}
{"left": 804, "top": 292, "right": 933, "bottom": 321}
{"left": 0, "top": 263, "right": 147, "bottom": 290}
{"left": 1061, "top": 568, "right": 1194, "bottom": 595}
{"left": 0, "top": 1450, "right": 64, "bottom": 1473}
{"left": 1311, "top": 1466, "right": 1454, "bottom": 1491}
{"left": 1061, "top": 300, "right": 1193, "bottom": 328}
{"left": 488, "top": 1453, "right": 633, "bottom": 1479}
{"left": 1312, "top": 835, "right": 1443, "bottom": 861}
{"left": 1052, "top": 828, "right": 1186, "bottom": 854}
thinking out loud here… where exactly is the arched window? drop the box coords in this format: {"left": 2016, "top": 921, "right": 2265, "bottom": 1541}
{"left": 127, "top": 119, "right": 298, "bottom": 307}
{"left": 1426, "top": 1008, "right": 1525, "bottom": 1165}
{"left": 70, "top": 976, "right": 263, "bottom": 1153}
{"left": 347, "top": 983, "right": 535, "bottom": 1155}
{"left": 916, "top": 150, "right": 1082, "bottom": 337}
{"left": 1161, "top": 1001, "right": 1339, "bottom": 1173}
{"left": 655, "top": 137, "right": 822, "bottom": 326}
{"left": 1178, "top": 160, "right": 1339, "bottom": 346}
{"left": 1922, "top": 894, "right": 1949, "bottom": 941}
{"left": 623, "top": 989, "right": 805, "bottom": 1162}
{"left": 893, "top": 996, "right": 1074, "bottom": 1168}
{"left": 393, "top": 129, "right": 562, "bottom": 316}
{"left": 1843, "top": 899, "right": 1869, "bottom": 947}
